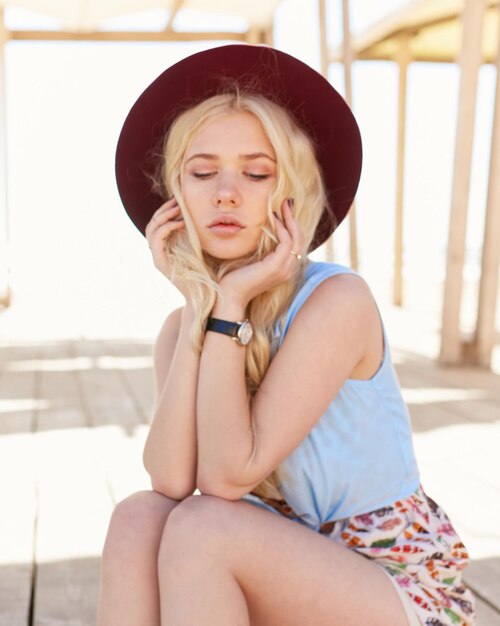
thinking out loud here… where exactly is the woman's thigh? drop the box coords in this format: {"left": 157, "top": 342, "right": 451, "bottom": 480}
{"left": 98, "top": 490, "right": 182, "bottom": 626}
{"left": 101, "top": 489, "right": 180, "bottom": 565}
{"left": 160, "top": 494, "right": 412, "bottom": 626}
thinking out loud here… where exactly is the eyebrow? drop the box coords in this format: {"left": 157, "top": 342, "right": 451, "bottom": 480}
{"left": 185, "top": 152, "right": 276, "bottom": 164}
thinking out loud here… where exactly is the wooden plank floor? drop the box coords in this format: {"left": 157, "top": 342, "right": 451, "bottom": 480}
{"left": 0, "top": 337, "right": 499, "bottom": 625}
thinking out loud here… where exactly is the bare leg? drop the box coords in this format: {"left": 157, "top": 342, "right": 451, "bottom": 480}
{"left": 159, "top": 535, "right": 250, "bottom": 626}
{"left": 158, "top": 495, "right": 413, "bottom": 626}
{"left": 97, "top": 490, "right": 180, "bottom": 626}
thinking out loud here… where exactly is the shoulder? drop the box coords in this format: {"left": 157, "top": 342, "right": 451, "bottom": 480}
{"left": 154, "top": 306, "right": 184, "bottom": 356}
{"left": 301, "top": 270, "right": 375, "bottom": 322}
{"left": 157, "top": 305, "right": 184, "bottom": 336}
{"left": 284, "top": 270, "right": 378, "bottom": 366}
{"left": 313, "top": 269, "right": 371, "bottom": 297}
{"left": 152, "top": 306, "right": 185, "bottom": 410}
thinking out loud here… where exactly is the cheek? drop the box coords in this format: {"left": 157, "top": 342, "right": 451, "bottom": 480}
{"left": 181, "top": 180, "right": 197, "bottom": 205}
{"left": 181, "top": 185, "right": 204, "bottom": 221}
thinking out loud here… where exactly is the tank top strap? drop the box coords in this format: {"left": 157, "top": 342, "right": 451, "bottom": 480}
{"left": 273, "top": 261, "right": 390, "bottom": 372}
{"left": 273, "top": 261, "right": 355, "bottom": 347}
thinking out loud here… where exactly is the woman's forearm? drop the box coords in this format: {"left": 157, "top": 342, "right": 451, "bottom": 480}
{"left": 196, "top": 297, "right": 256, "bottom": 497}
{"left": 143, "top": 305, "right": 200, "bottom": 500}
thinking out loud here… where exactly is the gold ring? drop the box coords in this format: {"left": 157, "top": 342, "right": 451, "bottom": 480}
{"left": 290, "top": 250, "right": 302, "bottom": 260}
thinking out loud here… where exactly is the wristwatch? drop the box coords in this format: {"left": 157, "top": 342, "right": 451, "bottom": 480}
{"left": 206, "top": 317, "right": 254, "bottom": 346}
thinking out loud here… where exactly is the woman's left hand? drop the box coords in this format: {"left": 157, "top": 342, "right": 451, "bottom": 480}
{"left": 218, "top": 198, "right": 305, "bottom": 308}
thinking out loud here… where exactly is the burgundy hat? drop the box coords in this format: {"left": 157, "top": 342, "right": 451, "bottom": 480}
{"left": 115, "top": 44, "right": 362, "bottom": 251}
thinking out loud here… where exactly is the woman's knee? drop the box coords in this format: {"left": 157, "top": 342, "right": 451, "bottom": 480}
{"left": 102, "top": 490, "right": 179, "bottom": 567}
{"left": 158, "top": 494, "right": 235, "bottom": 564}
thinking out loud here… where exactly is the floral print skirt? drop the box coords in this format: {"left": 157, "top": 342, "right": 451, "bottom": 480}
{"left": 258, "top": 484, "right": 476, "bottom": 626}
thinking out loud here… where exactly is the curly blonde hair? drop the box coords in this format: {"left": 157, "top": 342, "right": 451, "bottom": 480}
{"left": 151, "top": 90, "right": 327, "bottom": 499}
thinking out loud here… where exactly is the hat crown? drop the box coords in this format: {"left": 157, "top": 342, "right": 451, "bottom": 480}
{"left": 115, "top": 44, "right": 362, "bottom": 251}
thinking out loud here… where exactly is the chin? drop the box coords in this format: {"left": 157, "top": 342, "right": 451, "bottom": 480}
{"left": 205, "top": 251, "right": 252, "bottom": 262}
{"left": 204, "top": 245, "right": 258, "bottom": 262}
{"left": 202, "top": 241, "right": 259, "bottom": 261}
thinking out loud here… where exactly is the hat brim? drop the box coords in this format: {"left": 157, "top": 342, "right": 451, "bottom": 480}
{"left": 115, "top": 44, "right": 362, "bottom": 251}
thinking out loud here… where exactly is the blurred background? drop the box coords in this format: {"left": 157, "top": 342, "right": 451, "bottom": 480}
{"left": 0, "top": 1, "right": 499, "bottom": 624}
{"left": 0, "top": 0, "right": 497, "bottom": 367}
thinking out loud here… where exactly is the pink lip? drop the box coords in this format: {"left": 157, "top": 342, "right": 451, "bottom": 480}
{"left": 209, "top": 224, "right": 243, "bottom": 235}
{"left": 208, "top": 214, "right": 244, "bottom": 228}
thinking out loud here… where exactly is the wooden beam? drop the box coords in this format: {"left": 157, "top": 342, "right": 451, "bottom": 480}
{"left": 333, "top": 14, "right": 455, "bottom": 62}
{"left": 165, "top": 0, "right": 186, "bottom": 32}
{"left": 471, "top": 16, "right": 500, "bottom": 365}
{"left": 246, "top": 27, "right": 267, "bottom": 44}
{"left": 264, "top": 24, "right": 274, "bottom": 47}
{"left": 318, "top": 0, "right": 334, "bottom": 262}
{"left": 8, "top": 29, "right": 247, "bottom": 42}
{"left": 318, "top": 0, "right": 329, "bottom": 78}
{"left": 439, "top": 0, "right": 487, "bottom": 365}
{"left": 329, "top": 3, "right": 499, "bottom": 65}
{"left": 338, "top": 48, "right": 498, "bottom": 64}
{"left": 342, "top": 0, "right": 358, "bottom": 271}
{"left": 0, "top": 8, "right": 10, "bottom": 309}
{"left": 393, "top": 34, "right": 411, "bottom": 307}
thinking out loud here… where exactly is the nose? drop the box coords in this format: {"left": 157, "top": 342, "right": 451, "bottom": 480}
{"left": 212, "top": 173, "right": 241, "bottom": 208}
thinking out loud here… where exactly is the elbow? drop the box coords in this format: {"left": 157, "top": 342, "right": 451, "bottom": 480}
{"left": 149, "top": 477, "right": 196, "bottom": 501}
{"left": 196, "top": 474, "right": 247, "bottom": 501}
{"left": 143, "top": 452, "right": 195, "bottom": 502}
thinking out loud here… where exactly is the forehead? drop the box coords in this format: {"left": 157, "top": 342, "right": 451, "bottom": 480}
{"left": 187, "top": 111, "right": 274, "bottom": 153}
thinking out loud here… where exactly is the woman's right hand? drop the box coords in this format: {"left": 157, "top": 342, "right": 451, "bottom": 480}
{"left": 145, "top": 197, "right": 190, "bottom": 300}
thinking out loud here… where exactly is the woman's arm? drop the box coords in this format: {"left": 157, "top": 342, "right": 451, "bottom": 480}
{"left": 195, "top": 204, "right": 376, "bottom": 501}
{"left": 196, "top": 272, "right": 376, "bottom": 501}
{"left": 143, "top": 304, "right": 200, "bottom": 501}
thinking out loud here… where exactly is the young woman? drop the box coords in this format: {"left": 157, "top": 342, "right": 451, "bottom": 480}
{"left": 99, "top": 45, "right": 475, "bottom": 626}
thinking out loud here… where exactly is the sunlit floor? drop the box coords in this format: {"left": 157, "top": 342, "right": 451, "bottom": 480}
{"left": 0, "top": 295, "right": 499, "bottom": 625}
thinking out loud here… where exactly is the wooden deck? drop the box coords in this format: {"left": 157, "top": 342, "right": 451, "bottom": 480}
{"left": 0, "top": 337, "right": 499, "bottom": 625}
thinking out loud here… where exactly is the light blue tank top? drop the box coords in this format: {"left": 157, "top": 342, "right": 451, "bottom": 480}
{"left": 242, "top": 260, "right": 421, "bottom": 531}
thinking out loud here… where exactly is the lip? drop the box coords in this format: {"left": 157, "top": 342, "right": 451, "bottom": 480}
{"left": 208, "top": 214, "right": 244, "bottom": 228}
{"left": 209, "top": 224, "right": 244, "bottom": 236}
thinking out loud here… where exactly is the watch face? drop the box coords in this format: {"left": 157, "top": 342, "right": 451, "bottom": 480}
{"left": 237, "top": 320, "right": 253, "bottom": 345}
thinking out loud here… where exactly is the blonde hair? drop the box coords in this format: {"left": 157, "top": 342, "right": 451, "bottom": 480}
{"left": 151, "top": 90, "right": 327, "bottom": 499}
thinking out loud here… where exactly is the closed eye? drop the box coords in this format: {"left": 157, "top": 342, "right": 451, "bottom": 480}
{"left": 192, "top": 172, "right": 215, "bottom": 179}
{"left": 246, "top": 173, "right": 271, "bottom": 181}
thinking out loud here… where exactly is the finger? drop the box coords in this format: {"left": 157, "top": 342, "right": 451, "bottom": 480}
{"left": 145, "top": 203, "right": 181, "bottom": 235}
{"left": 148, "top": 197, "right": 179, "bottom": 225}
{"left": 156, "top": 196, "right": 178, "bottom": 212}
{"left": 281, "top": 199, "right": 305, "bottom": 257}
{"left": 147, "top": 218, "right": 184, "bottom": 249}
{"left": 282, "top": 198, "right": 301, "bottom": 243}
{"left": 273, "top": 212, "right": 293, "bottom": 248}
{"left": 153, "top": 204, "right": 182, "bottom": 226}
{"left": 271, "top": 214, "right": 296, "bottom": 266}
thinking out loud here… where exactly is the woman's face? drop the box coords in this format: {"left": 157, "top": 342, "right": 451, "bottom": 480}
{"left": 181, "top": 111, "right": 277, "bottom": 260}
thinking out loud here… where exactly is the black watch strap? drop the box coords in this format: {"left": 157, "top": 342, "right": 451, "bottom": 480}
{"left": 206, "top": 317, "right": 240, "bottom": 338}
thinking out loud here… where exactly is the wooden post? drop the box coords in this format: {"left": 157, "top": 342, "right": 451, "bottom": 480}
{"left": 439, "top": 0, "right": 486, "bottom": 365}
{"left": 471, "top": 17, "right": 500, "bottom": 366}
{"left": 164, "top": 0, "right": 185, "bottom": 32}
{"left": 246, "top": 26, "right": 267, "bottom": 44}
{"left": 0, "top": 8, "right": 10, "bottom": 309}
{"left": 341, "top": 0, "right": 358, "bottom": 271}
{"left": 264, "top": 24, "right": 274, "bottom": 47}
{"left": 393, "top": 35, "right": 411, "bottom": 307}
{"left": 317, "top": 0, "right": 334, "bottom": 262}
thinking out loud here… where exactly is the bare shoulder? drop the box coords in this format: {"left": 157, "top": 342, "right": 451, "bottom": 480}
{"left": 285, "top": 271, "right": 382, "bottom": 379}
{"left": 152, "top": 306, "right": 184, "bottom": 411}
{"left": 298, "top": 271, "right": 376, "bottom": 326}
{"left": 155, "top": 305, "right": 184, "bottom": 345}
{"left": 245, "top": 272, "right": 382, "bottom": 492}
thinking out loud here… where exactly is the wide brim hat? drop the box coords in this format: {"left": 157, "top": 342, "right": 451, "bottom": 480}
{"left": 115, "top": 44, "right": 362, "bottom": 252}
